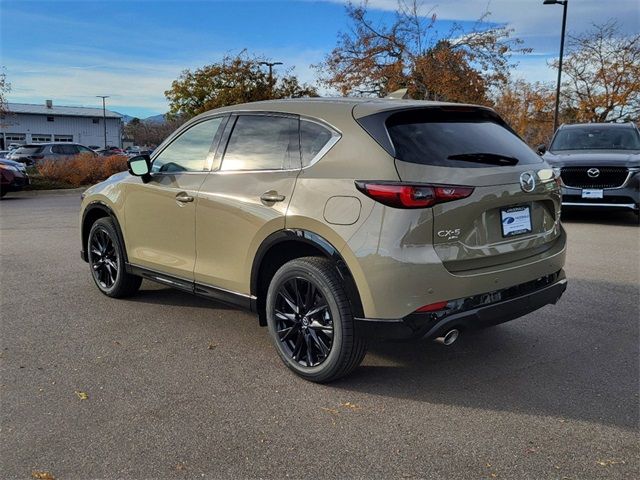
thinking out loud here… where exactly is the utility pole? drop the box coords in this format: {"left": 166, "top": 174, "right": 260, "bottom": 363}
{"left": 259, "top": 61, "right": 283, "bottom": 95}
{"left": 543, "top": 0, "right": 569, "bottom": 133}
{"left": 96, "top": 95, "right": 109, "bottom": 148}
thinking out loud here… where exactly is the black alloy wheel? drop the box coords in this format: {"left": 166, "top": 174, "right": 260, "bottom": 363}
{"left": 266, "top": 257, "right": 367, "bottom": 383}
{"left": 87, "top": 217, "right": 141, "bottom": 298}
{"left": 274, "top": 277, "right": 334, "bottom": 367}
{"left": 89, "top": 226, "right": 119, "bottom": 289}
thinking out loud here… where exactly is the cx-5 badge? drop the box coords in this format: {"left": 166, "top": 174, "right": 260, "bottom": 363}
{"left": 520, "top": 171, "right": 536, "bottom": 192}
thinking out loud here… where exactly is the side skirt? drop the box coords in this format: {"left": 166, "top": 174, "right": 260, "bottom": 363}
{"left": 125, "top": 263, "right": 255, "bottom": 311}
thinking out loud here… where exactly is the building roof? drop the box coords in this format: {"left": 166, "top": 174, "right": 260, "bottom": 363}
{"left": 7, "top": 102, "right": 122, "bottom": 119}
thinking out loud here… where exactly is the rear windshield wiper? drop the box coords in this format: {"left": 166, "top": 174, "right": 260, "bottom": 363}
{"left": 447, "top": 153, "right": 519, "bottom": 166}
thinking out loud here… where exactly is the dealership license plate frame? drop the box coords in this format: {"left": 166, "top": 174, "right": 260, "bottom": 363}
{"left": 501, "top": 205, "right": 533, "bottom": 238}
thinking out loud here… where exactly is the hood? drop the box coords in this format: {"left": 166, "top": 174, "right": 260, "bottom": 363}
{"left": 543, "top": 150, "right": 640, "bottom": 168}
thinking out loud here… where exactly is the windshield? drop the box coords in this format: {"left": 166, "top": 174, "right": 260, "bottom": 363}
{"left": 386, "top": 109, "right": 543, "bottom": 168}
{"left": 550, "top": 126, "right": 640, "bottom": 151}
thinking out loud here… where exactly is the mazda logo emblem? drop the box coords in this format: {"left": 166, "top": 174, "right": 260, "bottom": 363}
{"left": 520, "top": 172, "right": 536, "bottom": 192}
{"left": 587, "top": 168, "right": 600, "bottom": 178}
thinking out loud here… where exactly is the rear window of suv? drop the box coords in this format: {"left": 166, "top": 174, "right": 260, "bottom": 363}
{"left": 385, "top": 108, "right": 543, "bottom": 168}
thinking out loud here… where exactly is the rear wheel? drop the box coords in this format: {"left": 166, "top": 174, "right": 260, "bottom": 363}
{"left": 266, "top": 257, "right": 367, "bottom": 383}
{"left": 88, "top": 217, "right": 141, "bottom": 298}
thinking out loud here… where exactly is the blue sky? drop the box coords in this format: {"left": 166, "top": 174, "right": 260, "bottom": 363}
{"left": 1, "top": 0, "right": 638, "bottom": 118}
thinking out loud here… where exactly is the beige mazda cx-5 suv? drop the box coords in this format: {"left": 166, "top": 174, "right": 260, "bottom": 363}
{"left": 80, "top": 98, "right": 567, "bottom": 382}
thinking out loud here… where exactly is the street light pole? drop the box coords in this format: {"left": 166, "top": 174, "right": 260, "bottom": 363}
{"left": 544, "top": 0, "right": 569, "bottom": 133}
{"left": 96, "top": 95, "right": 109, "bottom": 148}
{"left": 259, "top": 61, "right": 283, "bottom": 94}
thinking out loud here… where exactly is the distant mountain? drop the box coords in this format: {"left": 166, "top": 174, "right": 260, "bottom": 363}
{"left": 114, "top": 112, "right": 167, "bottom": 124}
{"left": 144, "top": 114, "right": 166, "bottom": 123}
{"left": 115, "top": 112, "right": 135, "bottom": 123}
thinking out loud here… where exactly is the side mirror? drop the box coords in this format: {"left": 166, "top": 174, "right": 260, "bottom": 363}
{"left": 536, "top": 144, "right": 547, "bottom": 155}
{"left": 127, "top": 155, "right": 151, "bottom": 182}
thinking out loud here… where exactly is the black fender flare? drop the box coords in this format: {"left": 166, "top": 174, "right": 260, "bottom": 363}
{"left": 81, "top": 201, "right": 128, "bottom": 263}
{"left": 250, "top": 229, "right": 364, "bottom": 318}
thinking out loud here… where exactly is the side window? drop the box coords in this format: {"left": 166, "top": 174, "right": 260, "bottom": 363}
{"left": 300, "top": 120, "right": 335, "bottom": 167}
{"left": 77, "top": 145, "right": 93, "bottom": 153}
{"left": 53, "top": 145, "right": 76, "bottom": 154}
{"left": 151, "top": 117, "right": 223, "bottom": 173}
{"left": 221, "top": 115, "right": 299, "bottom": 171}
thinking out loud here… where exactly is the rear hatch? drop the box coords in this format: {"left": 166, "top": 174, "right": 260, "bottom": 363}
{"left": 358, "top": 105, "right": 562, "bottom": 273}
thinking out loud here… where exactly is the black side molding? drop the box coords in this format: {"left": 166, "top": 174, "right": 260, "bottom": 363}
{"left": 126, "top": 263, "right": 255, "bottom": 311}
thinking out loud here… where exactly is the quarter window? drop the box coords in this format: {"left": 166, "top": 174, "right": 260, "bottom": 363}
{"left": 151, "top": 117, "right": 223, "bottom": 173}
{"left": 221, "top": 115, "right": 299, "bottom": 171}
{"left": 300, "top": 120, "right": 335, "bottom": 166}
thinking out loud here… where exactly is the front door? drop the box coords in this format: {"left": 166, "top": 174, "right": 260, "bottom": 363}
{"left": 123, "top": 116, "right": 225, "bottom": 279}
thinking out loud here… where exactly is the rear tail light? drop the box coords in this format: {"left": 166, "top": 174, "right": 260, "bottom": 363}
{"left": 355, "top": 181, "right": 474, "bottom": 209}
{"left": 415, "top": 301, "right": 449, "bottom": 313}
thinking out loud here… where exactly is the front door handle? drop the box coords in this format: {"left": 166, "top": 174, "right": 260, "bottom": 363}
{"left": 260, "top": 191, "right": 286, "bottom": 203}
{"left": 175, "top": 192, "right": 194, "bottom": 203}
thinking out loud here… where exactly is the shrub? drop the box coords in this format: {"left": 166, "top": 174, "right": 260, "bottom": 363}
{"left": 37, "top": 154, "right": 129, "bottom": 188}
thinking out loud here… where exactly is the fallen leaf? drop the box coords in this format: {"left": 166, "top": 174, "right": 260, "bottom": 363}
{"left": 175, "top": 462, "right": 187, "bottom": 471}
{"left": 32, "top": 472, "right": 55, "bottom": 480}
{"left": 207, "top": 342, "right": 218, "bottom": 350}
{"left": 320, "top": 407, "right": 339, "bottom": 415}
{"left": 596, "top": 459, "right": 625, "bottom": 467}
{"left": 340, "top": 402, "right": 360, "bottom": 411}
{"left": 74, "top": 391, "right": 88, "bottom": 400}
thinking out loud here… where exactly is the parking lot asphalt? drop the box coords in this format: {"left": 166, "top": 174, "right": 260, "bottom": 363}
{"left": 1, "top": 192, "right": 638, "bottom": 480}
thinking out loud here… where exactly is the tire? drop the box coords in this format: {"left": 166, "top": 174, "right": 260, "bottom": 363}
{"left": 266, "top": 256, "right": 367, "bottom": 383}
{"left": 87, "top": 217, "right": 141, "bottom": 298}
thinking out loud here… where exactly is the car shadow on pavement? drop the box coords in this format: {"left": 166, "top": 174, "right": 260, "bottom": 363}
{"left": 331, "top": 278, "right": 639, "bottom": 431}
{"left": 561, "top": 209, "right": 639, "bottom": 226}
{"left": 125, "top": 283, "right": 236, "bottom": 310}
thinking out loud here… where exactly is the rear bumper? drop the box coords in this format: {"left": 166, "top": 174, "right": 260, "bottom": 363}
{"left": 356, "top": 270, "right": 567, "bottom": 340}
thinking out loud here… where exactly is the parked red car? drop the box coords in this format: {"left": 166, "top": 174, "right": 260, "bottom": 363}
{"left": 0, "top": 158, "right": 30, "bottom": 197}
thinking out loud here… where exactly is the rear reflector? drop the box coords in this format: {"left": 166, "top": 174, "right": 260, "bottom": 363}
{"left": 355, "top": 181, "right": 474, "bottom": 209}
{"left": 416, "top": 301, "right": 448, "bottom": 312}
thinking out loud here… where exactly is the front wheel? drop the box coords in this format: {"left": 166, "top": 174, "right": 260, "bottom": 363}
{"left": 266, "top": 257, "right": 367, "bottom": 383}
{"left": 87, "top": 217, "right": 141, "bottom": 298}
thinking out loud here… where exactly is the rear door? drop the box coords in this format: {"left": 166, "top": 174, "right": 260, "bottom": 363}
{"left": 384, "top": 107, "right": 562, "bottom": 272}
{"left": 194, "top": 113, "right": 300, "bottom": 295}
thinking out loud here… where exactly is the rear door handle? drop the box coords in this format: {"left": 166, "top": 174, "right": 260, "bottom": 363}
{"left": 175, "top": 192, "right": 194, "bottom": 203}
{"left": 260, "top": 191, "right": 286, "bottom": 203}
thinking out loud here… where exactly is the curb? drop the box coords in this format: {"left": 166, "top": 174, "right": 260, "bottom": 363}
{"left": 9, "top": 187, "right": 87, "bottom": 197}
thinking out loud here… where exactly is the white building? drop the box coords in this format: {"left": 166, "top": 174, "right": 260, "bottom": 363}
{"left": 0, "top": 100, "right": 122, "bottom": 149}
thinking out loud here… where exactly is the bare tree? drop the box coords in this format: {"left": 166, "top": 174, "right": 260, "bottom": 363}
{"left": 554, "top": 21, "right": 640, "bottom": 122}
{"left": 0, "top": 69, "right": 11, "bottom": 118}
{"left": 317, "top": 0, "right": 530, "bottom": 102}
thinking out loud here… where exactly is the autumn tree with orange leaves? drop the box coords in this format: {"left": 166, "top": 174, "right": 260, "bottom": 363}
{"left": 165, "top": 52, "right": 318, "bottom": 119}
{"left": 494, "top": 80, "right": 555, "bottom": 147}
{"left": 554, "top": 21, "right": 640, "bottom": 123}
{"left": 317, "top": 0, "right": 530, "bottom": 103}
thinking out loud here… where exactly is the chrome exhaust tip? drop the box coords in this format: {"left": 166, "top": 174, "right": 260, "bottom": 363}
{"left": 434, "top": 329, "right": 459, "bottom": 346}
